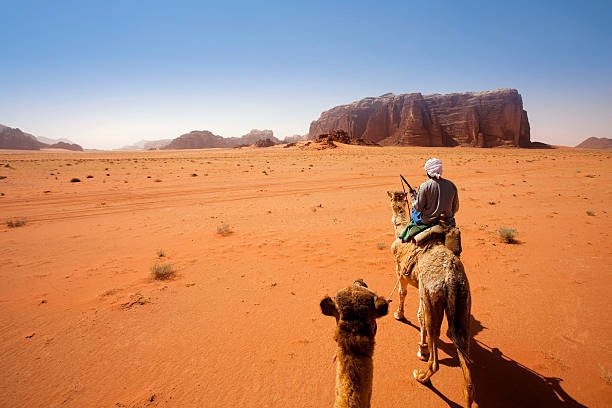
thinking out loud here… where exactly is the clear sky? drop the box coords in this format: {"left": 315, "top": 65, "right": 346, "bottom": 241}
{"left": 1, "top": 0, "right": 610, "bottom": 149}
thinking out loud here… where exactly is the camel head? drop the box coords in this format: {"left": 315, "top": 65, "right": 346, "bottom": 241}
{"left": 320, "top": 279, "right": 388, "bottom": 355}
{"left": 387, "top": 190, "right": 409, "bottom": 217}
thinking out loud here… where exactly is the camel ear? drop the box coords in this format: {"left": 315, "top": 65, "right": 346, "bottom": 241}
{"left": 320, "top": 296, "right": 338, "bottom": 318}
{"left": 374, "top": 297, "right": 389, "bottom": 318}
{"left": 387, "top": 191, "right": 393, "bottom": 198}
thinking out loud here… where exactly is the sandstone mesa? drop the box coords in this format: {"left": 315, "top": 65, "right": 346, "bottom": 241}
{"left": 308, "top": 89, "right": 531, "bottom": 147}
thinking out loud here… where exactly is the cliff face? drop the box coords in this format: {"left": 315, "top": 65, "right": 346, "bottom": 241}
{"left": 0, "top": 125, "right": 83, "bottom": 150}
{"left": 308, "top": 89, "right": 531, "bottom": 147}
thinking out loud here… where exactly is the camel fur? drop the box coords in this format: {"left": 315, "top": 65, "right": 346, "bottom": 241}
{"left": 387, "top": 190, "right": 475, "bottom": 408}
{"left": 320, "top": 279, "right": 388, "bottom": 408}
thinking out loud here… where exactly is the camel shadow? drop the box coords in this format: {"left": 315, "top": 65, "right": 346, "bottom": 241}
{"left": 399, "top": 316, "right": 587, "bottom": 407}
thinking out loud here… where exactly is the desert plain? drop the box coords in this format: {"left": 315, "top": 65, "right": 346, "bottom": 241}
{"left": 0, "top": 145, "right": 610, "bottom": 408}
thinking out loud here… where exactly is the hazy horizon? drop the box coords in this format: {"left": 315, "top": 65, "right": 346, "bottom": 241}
{"left": 2, "top": 1, "right": 611, "bottom": 150}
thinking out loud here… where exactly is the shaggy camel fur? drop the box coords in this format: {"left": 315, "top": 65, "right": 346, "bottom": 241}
{"left": 387, "top": 191, "right": 475, "bottom": 407}
{"left": 320, "top": 279, "right": 388, "bottom": 408}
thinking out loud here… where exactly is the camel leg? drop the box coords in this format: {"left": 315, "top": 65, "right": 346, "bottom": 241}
{"left": 457, "top": 349, "right": 474, "bottom": 407}
{"left": 417, "top": 298, "right": 429, "bottom": 361}
{"left": 414, "top": 295, "right": 444, "bottom": 383}
{"left": 394, "top": 274, "right": 408, "bottom": 320}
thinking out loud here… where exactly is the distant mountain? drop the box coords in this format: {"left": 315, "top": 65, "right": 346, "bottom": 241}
{"left": 163, "top": 129, "right": 279, "bottom": 150}
{"left": 228, "top": 129, "right": 280, "bottom": 146}
{"left": 163, "top": 130, "right": 226, "bottom": 149}
{"left": 119, "top": 139, "right": 172, "bottom": 150}
{"left": 283, "top": 134, "right": 307, "bottom": 143}
{"left": 36, "top": 136, "right": 76, "bottom": 145}
{"left": 576, "top": 137, "right": 612, "bottom": 149}
{"left": 0, "top": 124, "right": 83, "bottom": 151}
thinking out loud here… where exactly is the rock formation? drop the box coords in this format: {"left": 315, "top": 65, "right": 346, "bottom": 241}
{"left": 229, "top": 129, "right": 279, "bottom": 146}
{"left": 576, "top": 137, "right": 612, "bottom": 149}
{"left": 164, "top": 130, "right": 225, "bottom": 149}
{"left": 308, "top": 89, "right": 531, "bottom": 147}
{"left": 0, "top": 124, "right": 83, "bottom": 151}
{"left": 163, "top": 129, "right": 279, "bottom": 149}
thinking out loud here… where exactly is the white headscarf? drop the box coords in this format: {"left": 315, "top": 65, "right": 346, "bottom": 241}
{"left": 424, "top": 158, "right": 443, "bottom": 179}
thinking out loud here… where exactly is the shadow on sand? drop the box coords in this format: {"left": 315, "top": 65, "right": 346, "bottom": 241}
{"left": 399, "top": 316, "right": 587, "bottom": 407}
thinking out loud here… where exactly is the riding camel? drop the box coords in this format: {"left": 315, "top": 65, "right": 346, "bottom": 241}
{"left": 387, "top": 190, "right": 475, "bottom": 407}
{"left": 320, "top": 279, "right": 389, "bottom": 408}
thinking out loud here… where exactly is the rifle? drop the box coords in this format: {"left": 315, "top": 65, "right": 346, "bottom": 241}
{"left": 400, "top": 174, "right": 416, "bottom": 197}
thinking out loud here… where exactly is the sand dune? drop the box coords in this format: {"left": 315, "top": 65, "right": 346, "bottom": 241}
{"left": 0, "top": 146, "right": 610, "bottom": 407}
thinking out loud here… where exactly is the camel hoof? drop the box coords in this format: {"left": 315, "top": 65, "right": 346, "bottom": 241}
{"left": 417, "top": 349, "right": 429, "bottom": 361}
{"left": 413, "top": 369, "right": 427, "bottom": 384}
{"left": 393, "top": 310, "right": 404, "bottom": 321}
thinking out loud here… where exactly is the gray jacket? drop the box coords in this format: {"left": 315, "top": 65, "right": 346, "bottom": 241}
{"left": 413, "top": 177, "right": 459, "bottom": 225}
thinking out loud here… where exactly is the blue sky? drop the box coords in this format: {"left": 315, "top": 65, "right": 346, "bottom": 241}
{"left": 1, "top": 0, "right": 610, "bottom": 149}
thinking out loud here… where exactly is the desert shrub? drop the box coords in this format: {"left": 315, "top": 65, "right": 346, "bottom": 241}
{"left": 586, "top": 210, "right": 595, "bottom": 216}
{"left": 154, "top": 178, "right": 162, "bottom": 182}
{"left": 150, "top": 263, "right": 175, "bottom": 280}
{"left": 498, "top": 227, "right": 517, "bottom": 243}
{"left": 7, "top": 218, "right": 27, "bottom": 228}
{"left": 216, "top": 223, "right": 233, "bottom": 236}
{"left": 70, "top": 178, "right": 81, "bottom": 182}
{"left": 376, "top": 242, "right": 386, "bottom": 250}
{"left": 191, "top": 173, "right": 198, "bottom": 177}
{"left": 157, "top": 249, "right": 165, "bottom": 258}
{"left": 86, "top": 175, "right": 93, "bottom": 178}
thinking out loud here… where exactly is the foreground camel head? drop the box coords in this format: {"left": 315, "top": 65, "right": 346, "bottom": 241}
{"left": 321, "top": 279, "right": 388, "bottom": 408}
{"left": 320, "top": 279, "right": 389, "bottom": 343}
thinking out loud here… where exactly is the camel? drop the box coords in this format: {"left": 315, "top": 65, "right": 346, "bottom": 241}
{"left": 387, "top": 190, "right": 475, "bottom": 407}
{"left": 320, "top": 279, "right": 389, "bottom": 408}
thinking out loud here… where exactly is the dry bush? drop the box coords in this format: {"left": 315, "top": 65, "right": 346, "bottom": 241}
{"left": 7, "top": 218, "right": 27, "bottom": 228}
{"left": 150, "top": 263, "right": 175, "bottom": 280}
{"left": 586, "top": 210, "right": 595, "bottom": 216}
{"left": 376, "top": 242, "right": 386, "bottom": 250}
{"left": 70, "top": 178, "right": 81, "bottom": 182}
{"left": 216, "top": 223, "right": 233, "bottom": 236}
{"left": 157, "top": 249, "right": 165, "bottom": 258}
{"left": 498, "top": 227, "right": 517, "bottom": 243}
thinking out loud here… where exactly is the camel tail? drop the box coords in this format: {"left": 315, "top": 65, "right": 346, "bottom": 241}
{"left": 444, "top": 267, "right": 471, "bottom": 359}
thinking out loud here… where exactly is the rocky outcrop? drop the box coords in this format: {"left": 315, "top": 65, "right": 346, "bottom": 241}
{"left": 164, "top": 129, "right": 279, "bottom": 149}
{"left": 308, "top": 89, "right": 531, "bottom": 147}
{"left": 0, "top": 125, "right": 83, "bottom": 150}
{"left": 576, "top": 137, "right": 612, "bottom": 149}
{"left": 315, "top": 130, "right": 380, "bottom": 146}
{"left": 254, "top": 138, "right": 276, "bottom": 148}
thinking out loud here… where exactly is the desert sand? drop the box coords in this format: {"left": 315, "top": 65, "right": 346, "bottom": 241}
{"left": 0, "top": 145, "right": 610, "bottom": 407}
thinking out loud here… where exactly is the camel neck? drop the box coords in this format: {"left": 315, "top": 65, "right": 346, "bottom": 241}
{"left": 392, "top": 203, "right": 409, "bottom": 238}
{"left": 334, "top": 347, "right": 374, "bottom": 408}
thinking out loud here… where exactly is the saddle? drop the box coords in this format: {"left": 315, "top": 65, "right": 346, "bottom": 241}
{"left": 413, "top": 218, "right": 462, "bottom": 256}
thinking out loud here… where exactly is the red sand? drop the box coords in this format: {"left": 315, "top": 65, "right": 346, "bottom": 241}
{"left": 0, "top": 146, "right": 610, "bottom": 407}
